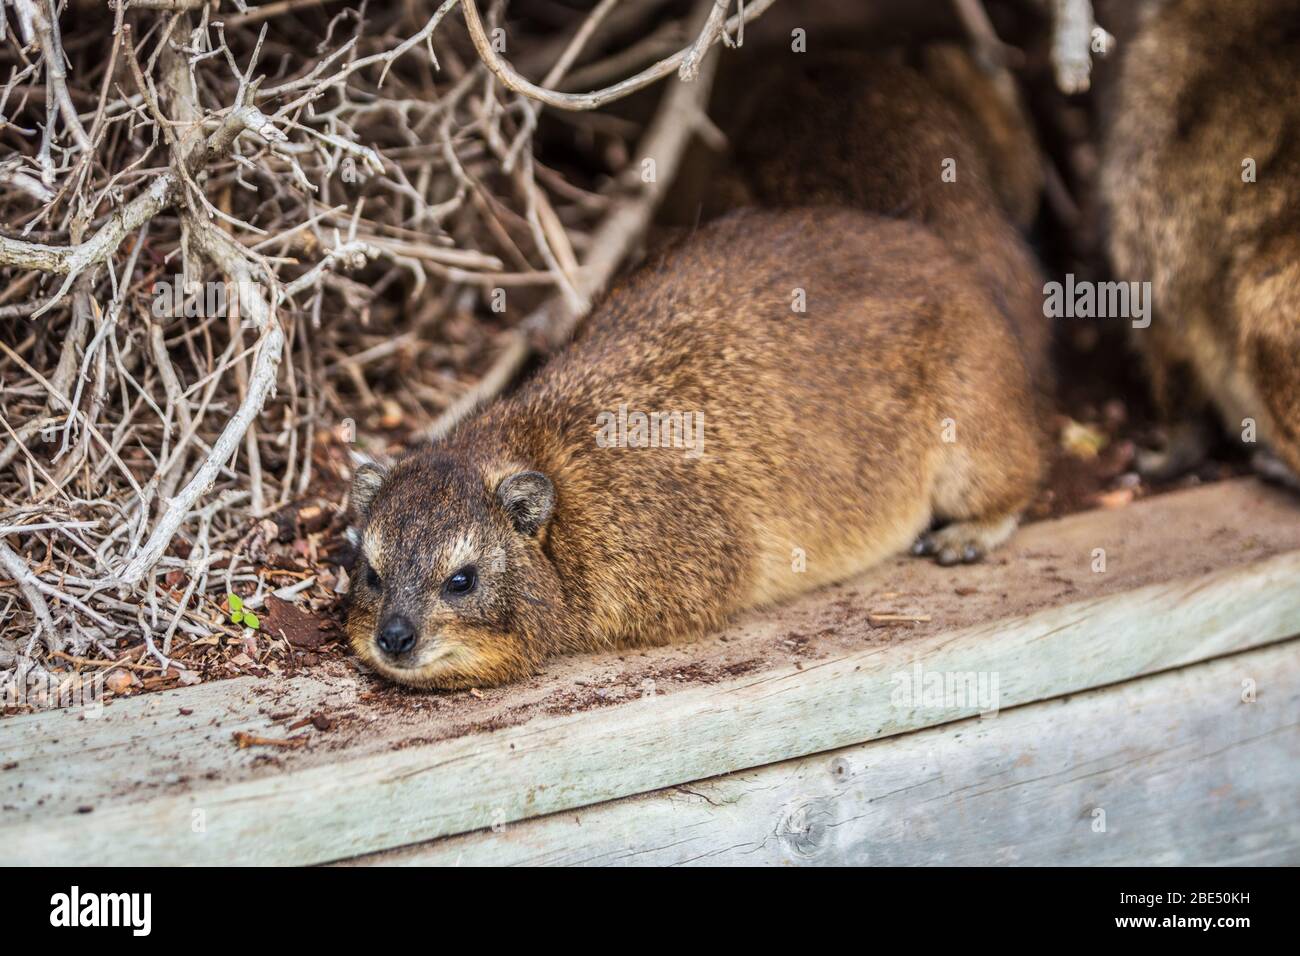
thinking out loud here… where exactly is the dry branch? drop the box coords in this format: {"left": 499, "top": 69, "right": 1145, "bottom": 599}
{"left": 117, "top": 222, "right": 285, "bottom": 586}
{"left": 1046, "top": 0, "right": 1111, "bottom": 93}
{"left": 0, "top": 540, "right": 57, "bottom": 651}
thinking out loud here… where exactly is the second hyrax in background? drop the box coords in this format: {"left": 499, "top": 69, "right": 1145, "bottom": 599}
{"left": 1102, "top": 0, "right": 1300, "bottom": 482}
{"left": 723, "top": 45, "right": 1051, "bottom": 388}
{"left": 346, "top": 47, "right": 1050, "bottom": 690}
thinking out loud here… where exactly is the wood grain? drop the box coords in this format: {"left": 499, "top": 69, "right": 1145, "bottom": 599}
{"left": 354, "top": 641, "right": 1300, "bottom": 865}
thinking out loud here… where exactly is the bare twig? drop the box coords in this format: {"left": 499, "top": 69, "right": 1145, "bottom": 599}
{"left": 678, "top": 0, "right": 732, "bottom": 82}
{"left": 12, "top": 0, "right": 92, "bottom": 151}
{"left": 460, "top": 0, "right": 776, "bottom": 110}
{"left": 1048, "top": 0, "right": 1111, "bottom": 94}
{"left": 118, "top": 222, "right": 284, "bottom": 585}
{"left": 0, "top": 540, "right": 58, "bottom": 651}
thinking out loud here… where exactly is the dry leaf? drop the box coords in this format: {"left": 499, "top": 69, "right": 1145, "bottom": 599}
{"left": 104, "top": 670, "right": 135, "bottom": 695}
{"left": 1060, "top": 418, "right": 1108, "bottom": 460}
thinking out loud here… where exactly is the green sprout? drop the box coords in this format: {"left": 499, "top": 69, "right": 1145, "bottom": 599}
{"left": 227, "top": 593, "right": 260, "bottom": 630}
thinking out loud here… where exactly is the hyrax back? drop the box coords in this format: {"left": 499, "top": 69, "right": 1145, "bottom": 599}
{"left": 725, "top": 47, "right": 1050, "bottom": 384}
{"left": 1101, "top": 0, "right": 1300, "bottom": 478}
{"left": 348, "top": 208, "right": 1045, "bottom": 689}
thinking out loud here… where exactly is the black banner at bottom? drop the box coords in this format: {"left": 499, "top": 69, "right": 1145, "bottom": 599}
{"left": 1, "top": 865, "right": 1288, "bottom": 943}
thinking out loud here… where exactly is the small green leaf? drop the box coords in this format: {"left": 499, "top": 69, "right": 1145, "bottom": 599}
{"left": 243, "top": 612, "right": 260, "bottom": 630}
{"left": 231, "top": 609, "right": 244, "bottom": 625}
{"left": 228, "top": 593, "right": 243, "bottom": 613}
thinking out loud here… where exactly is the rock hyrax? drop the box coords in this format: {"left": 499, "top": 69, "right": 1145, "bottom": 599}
{"left": 347, "top": 206, "right": 1046, "bottom": 688}
{"left": 1101, "top": 0, "right": 1300, "bottom": 482}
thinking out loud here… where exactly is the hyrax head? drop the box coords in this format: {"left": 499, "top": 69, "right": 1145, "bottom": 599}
{"left": 345, "top": 454, "right": 562, "bottom": 689}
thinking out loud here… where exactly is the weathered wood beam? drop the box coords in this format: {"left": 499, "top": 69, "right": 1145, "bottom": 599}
{"left": 345, "top": 639, "right": 1300, "bottom": 866}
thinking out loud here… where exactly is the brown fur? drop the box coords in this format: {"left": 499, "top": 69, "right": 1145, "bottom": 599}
{"left": 723, "top": 47, "right": 1050, "bottom": 387}
{"left": 348, "top": 208, "right": 1045, "bottom": 689}
{"left": 347, "top": 47, "right": 1050, "bottom": 689}
{"left": 1101, "top": 0, "right": 1300, "bottom": 477}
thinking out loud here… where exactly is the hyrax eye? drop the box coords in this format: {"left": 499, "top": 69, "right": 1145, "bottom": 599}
{"left": 443, "top": 566, "right": 477, "bottom": 596}
{"left": 366, "top": 564, "right": 382, "bottom": 589}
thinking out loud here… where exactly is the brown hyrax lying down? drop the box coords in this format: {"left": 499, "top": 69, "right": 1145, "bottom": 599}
{"left": 1101, "top": 0, "right": 1300, "bottom": 482}
{"left": 346, "top": 207, "right": 1046, "bottom": 689}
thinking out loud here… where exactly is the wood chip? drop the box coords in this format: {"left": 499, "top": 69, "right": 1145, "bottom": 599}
{"left": 868, "top": 613, "right": 932, "bottom": 625}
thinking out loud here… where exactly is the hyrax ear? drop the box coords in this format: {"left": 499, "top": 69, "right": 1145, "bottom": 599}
{"left": 496, "top": 470, "right": 555, "bottom": 535}
{"left": 350, "top": 461, "right": 389, "bottom": 522}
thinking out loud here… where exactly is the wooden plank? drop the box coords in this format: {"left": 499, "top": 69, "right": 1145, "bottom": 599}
{"left": 2, "top": 479, "right": 1299, "bottom": 864}
{"left": 351, "top": 640, "right": 1300, "bottom": 866}
{"left": 6, "top": 549, "right": 1299, "bottom": 865}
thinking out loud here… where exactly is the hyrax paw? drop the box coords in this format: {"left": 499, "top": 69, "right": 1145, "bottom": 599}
{"left": 1251, "top": 449, "right": 1300, "bottom": 493}
{"left": 1135, "top": 420, "right": 1212, "bottom": 482}
{"left": 911, "top": 516, "right": 1018, "bottom": 567}
{"left": 911, "top": 531, "right": 984, "bottom": 566}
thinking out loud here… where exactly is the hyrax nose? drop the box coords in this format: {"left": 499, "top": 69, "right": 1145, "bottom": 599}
{"left": 376, "top": 615, "right": 417, "bottom": 655}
